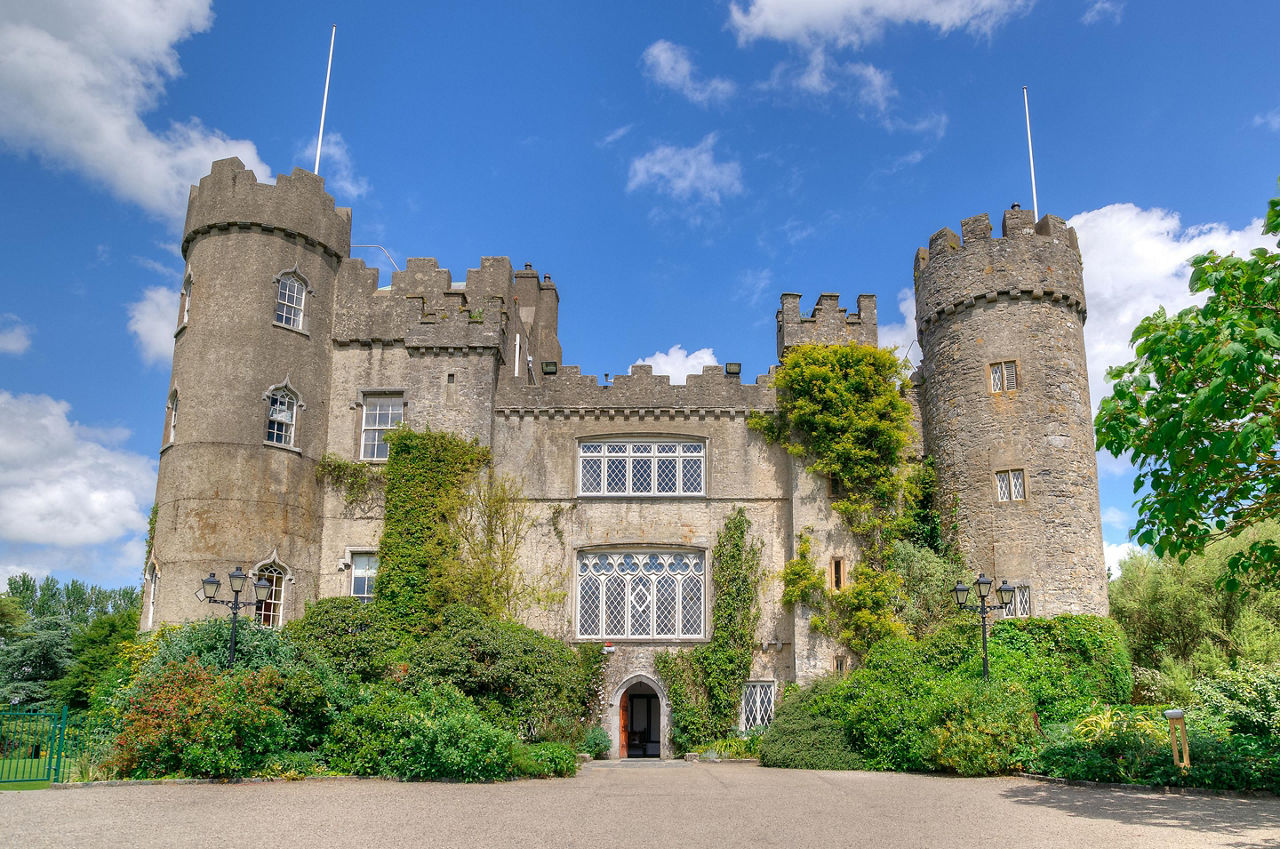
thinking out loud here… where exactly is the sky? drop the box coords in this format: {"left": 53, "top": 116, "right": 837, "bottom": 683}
{"left": 0, "top": 0, "right": 1276, "bottom": 590}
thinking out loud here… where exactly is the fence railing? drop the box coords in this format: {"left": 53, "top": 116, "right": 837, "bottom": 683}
{"left": 0, "top": 707, "right": 117, "bottom": 784}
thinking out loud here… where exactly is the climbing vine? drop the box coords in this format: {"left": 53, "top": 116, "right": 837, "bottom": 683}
{"left": 654, "top": 508, "right": 763, "bottom": 753}
{"left": 316, "top": 453, "right": 385, "bottom": 505}
{"left": 374, "top": 426, "right": 489, "bottom": 628}
{"left": 144, "top": 503, "right": 159, "bottom": 568}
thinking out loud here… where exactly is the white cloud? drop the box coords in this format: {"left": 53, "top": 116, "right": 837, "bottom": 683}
{"left": 1104, "top": 541, "right": 1139, "bottom": 579}
{"left": 0, "top": 0, "right": 271, "bottom": 221}
{"left": 642, "top": 41, "right": 735, "bottom": 106}
{"left": 627, "top": 134, "right": 744, "bottom": 205}
{"left": 878, "top": 287, "right": 919, "bottom": 363}
{"left": 0, "top": 315, "right": 32, "bottom": 355}
{"left": 1069, "top": 203, "right": 1270, "bottom": 419}
{"left": 1101, "top": 505, "right": 1131, "bottom": 531}
{"left": 0, "top": 392, "right": 155, "bottom": 548}
{"left": 728, "top": 0, "right": 1034, "bottom": 49}
{"left": 298, "top": 132, "right": 368, "bottom": 200}
{"left": 633, "top": 345, "right": 719, "bottom": 385}
{"left": 0, "top": 563, "right": 51, "bottom": 584}
{"left": 847, "top": 62, "right": 896, "bottom": 112}
{"left": 1253, "top": 109, "right": 1280, "bottom": 132}
{"left": 127, "top": 286, "right": 180, "bottom": 367}
{"left": 598, "top": 124, "right": 635, "bottom": 148}
{"left": 739, "top": 268, "right": 774, "bottom": 307}
{"left": 1082, "top": 1, "right": 1123, "bottom": 24}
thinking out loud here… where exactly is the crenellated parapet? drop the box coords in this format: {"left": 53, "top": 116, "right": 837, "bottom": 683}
{"left": 776, "top": 292, "right": 878, "bottom": 360}
{"left": 182, "top": 158, "right": 352, "bottom": 260}
{"left": 495, "top": 363, "right": 775, "bottom": 419}
{"left": 913, "top": 209, "right": 1084, "bottom": 334}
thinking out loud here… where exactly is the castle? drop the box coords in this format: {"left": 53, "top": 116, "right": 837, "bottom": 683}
{"left": 147, "top": 158, "right": 1107, "bottom": 758}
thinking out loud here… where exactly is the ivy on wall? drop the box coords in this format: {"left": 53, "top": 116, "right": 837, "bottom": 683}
{"left": 655, "top": 508, "right": 763, "bottom": 753}
{"left": 316, "top": 453, "right": 385, "bottom": 505}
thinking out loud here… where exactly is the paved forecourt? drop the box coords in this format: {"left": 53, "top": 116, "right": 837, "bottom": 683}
{"left": 4, "top": 761, "right": 1278, "bottom": 849}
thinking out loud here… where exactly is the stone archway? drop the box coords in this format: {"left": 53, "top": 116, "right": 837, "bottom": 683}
{"left": 607, "top": 673, "right": 669, "bottom": 759}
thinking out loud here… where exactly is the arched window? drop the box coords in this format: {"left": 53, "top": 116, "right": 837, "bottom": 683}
{"left": 167, "top": 390, "right": 179, "bottom": 444}
{"left": 274, "top": 271, "right": 307, "bottom": 330}
{"left": 265, "top": 386, "right": 298, "bottom": 446}
{"left": 179, "top": 275, "right": 192, "bottom": 326}
{"left": 576, "top": 550, "right": 705, "bottom": 640}
{"left": 254, "top": 563, "right": 286, "bottom": 628}
{"left": 145, "top": 561, "right": 160, "bottom": 630}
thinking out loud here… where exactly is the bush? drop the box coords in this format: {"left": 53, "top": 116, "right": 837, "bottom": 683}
{"left": 107, "top": 658, "right": 288, "bottom": 778}
{"left": 842, "top": 639, "right": 946, "bottom": 772}
{"left": 513, "top": 742, "right": 578, "bottom": 778}
{"left": 399, "top": 604, "right": 603, "bottom": 735}
{"left": 391, "top": 711, "right": 516, "bottom": 782}
{"left": 322, "top": 683, "right": 473, "bottom": 776}
{"left": 284, "top": 597, "right": 403, "bottom": 682}
{"left": 930, "top": 680, "right": 1040, "bottom": 776}
{"left": 1192, "top": 663, "right": 1280, "bottom": 736}
{"left": 759, "top": 679, "right": 862, "bottom": 770}
{"left": 579, "top": 726, "right": 611, "bottom": 759}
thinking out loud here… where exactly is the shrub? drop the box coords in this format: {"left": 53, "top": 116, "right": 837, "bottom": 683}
{"left": 1192, "top": 663, "right": 1280, "bottom": 736}
{"left": 759, "top": 679, "right": 862, "bottom": 770}
{"left": 513, "top": 742, "right": 578, "bottom": 778}
{"left": 579, "top": 726, "right": 611, "bottom": 759}
{"left": 842, "top": 639, "right": 946, "bottom": 772}
{"left": 108, "top": 658, "right": 288, "bottom": 779}
{"left": 930, "top": 680, "right": 1040, "bottom": 776}
{"left": 399, "top": 604, "right": 603, "bottom": 735}
{"left": 283, "top": 597, "right": 403, "bottom": 682}
{"left": 391, "top": 711, "right": 516, "bottom": 782}
{"left": 322, "top": 683, "right": 473, "bottom": 776}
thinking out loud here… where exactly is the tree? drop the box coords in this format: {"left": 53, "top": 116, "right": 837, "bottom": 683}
{"left": 51, "top": 607, "right": 141, "bottom": 710}
{"left": 1096, "top": 189, "right": 1280, "bottom": 590}
{"left": 0, "top": 617, "right": 73, "bottom": 708}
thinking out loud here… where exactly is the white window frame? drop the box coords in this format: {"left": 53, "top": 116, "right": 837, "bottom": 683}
{"left": 1006, "top": 584, "right": 1033, "bottom": 618}
{"left": 575, "top": 550, "right": 706, "bottom": 641}
{"left": 145, "top": 561, "right": 159, "bottom": 630}
{"left": 990, "top": 360, "right": 1018, "bottom": 393}
{"left": 350, "top": 551, "right": 377, "bottom": 603}
{"left": 254, "top": 562, "right": 287, "bottom": 628}
{"left": 264, "top": 383, "right": 302, "bottom": 448}
{"left": 177, "top": 274, "right": 192, "bottom": 331}
{"left": 995, "top": 469, "right": 1026, "bottom": 502}
{"left": 167, "top": 390, "right": 179, "bottom": 444}
{"left": 273, "top": 268, "right": 310, "bottom": 332}
{"left": 578, "top": 439, "right": 706, "bottom": 497}
{"left": 741, "top": 681, "right": 776, "bottom": 731}
{"left": 360, "top": 395, "right": 404, "bottom": 461}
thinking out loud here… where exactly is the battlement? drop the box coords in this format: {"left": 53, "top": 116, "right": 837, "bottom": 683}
{"left": 913, "top": 209, "right": 1085, "bottom": 333}
{"left": 495, "top": 363, "right": 774, "bottom": 417}
{"left": 776, "top": 292, "right": 877, "bottom": 360}
{"left": 183, "top": 158, "right": 352, "bottom": 259}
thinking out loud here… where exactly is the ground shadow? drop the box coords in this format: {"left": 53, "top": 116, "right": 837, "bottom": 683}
{"left": 1002, "top": 782, "right": 1280, "bottom": 839}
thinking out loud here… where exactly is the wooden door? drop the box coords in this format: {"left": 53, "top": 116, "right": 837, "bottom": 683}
{"left": 619, "top": 696, "right": 628, "bottom": 759}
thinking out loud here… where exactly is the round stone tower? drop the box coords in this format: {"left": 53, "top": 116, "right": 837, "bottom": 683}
{"left": 149, "top": 158, "right": 351, "bottom": 626}
{"left": 913, "top": 208, "right": 1107, "bottom": 615}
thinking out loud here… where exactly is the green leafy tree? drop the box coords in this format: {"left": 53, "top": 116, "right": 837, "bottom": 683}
{"left": 0, "top": 595, "right": 25, "bottom": 644}
{"left": 0, "top": 617, "right": 73, "bottom": 707}
{"left": 5, "top": 573, "right": 140, "bottom": 626}
{"left": 1096, "top": 189, "right": 1280, "bottom": 589}
{"left": 50, "top": 607, "right": 141, "bottom": 710}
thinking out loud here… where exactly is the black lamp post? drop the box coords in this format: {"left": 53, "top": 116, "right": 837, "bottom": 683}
{"left": 199, "top": 568, "right": 271, "bottom": 667}
{"left": 951, "top": 574, "right": 1016, "bottom": 680}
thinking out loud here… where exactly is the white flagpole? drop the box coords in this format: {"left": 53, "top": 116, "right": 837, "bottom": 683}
{"left": 1023, "top": 85, "right": 1039, "bottom": 221}
{"left": 314, "top": 25, "right": 337, "bottom": 174}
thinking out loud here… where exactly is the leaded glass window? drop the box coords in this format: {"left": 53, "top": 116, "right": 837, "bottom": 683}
{"left": 995, "top": 469, "right": 1026, "bottom": 502}
{"left": 741, "top": 681, "right": 776, "bottom": 730}
{"left": 1007, "top": 584, "right": 1032, "bottom": 617}
{"left": 275, "top": 274, "right": 306, "bottom": 329}
{"left": 990, "top": 361, "right": 1018, "bottom": 393}
{"left": 360, "top": 396, "right": 403, "bottom": 460}
{"left": 576, "top": 551, "right": 705, "bottom": 639}
{"left": 254, "top": 564, "right": 285, "bottom": 628}
{"left": 578, "top": 440, "right": 705, "bottom": 496}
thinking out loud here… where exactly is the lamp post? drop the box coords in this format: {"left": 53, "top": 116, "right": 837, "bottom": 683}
{"left": 951, "top": 574, "right": 1015, "bottom": 680}
{"left": 199, "top": 568, "right": 271, "bottom": 667}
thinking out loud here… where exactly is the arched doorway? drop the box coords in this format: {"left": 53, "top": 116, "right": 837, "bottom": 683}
{"left": 619, "top": 680, "right": 662, "bottom": 758}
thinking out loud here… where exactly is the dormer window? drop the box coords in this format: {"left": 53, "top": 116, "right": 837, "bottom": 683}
{"left": 274, "top": 272, "right": 306, "bottom": 330}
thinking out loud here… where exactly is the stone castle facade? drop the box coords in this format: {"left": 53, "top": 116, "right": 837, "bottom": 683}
{"left": 146, "top": 158, "right": 1107, "bottom": 757}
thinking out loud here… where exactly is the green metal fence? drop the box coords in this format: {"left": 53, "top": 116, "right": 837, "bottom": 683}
{"left": 0, "top": 708, "right": 117, "bottom": 785}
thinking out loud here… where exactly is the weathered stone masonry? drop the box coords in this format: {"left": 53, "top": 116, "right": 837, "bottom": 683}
{"left": 148, "top": 158, "right": 1108, "bottom": 757}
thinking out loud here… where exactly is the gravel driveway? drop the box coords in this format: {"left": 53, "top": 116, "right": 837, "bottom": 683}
{"left": 5, "top": 761, "right": 1277, "bottom": 849}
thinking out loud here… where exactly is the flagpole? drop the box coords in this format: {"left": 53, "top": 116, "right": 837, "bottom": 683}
{"left": 314, "top": 25, "right": 337, "bottom": 175}
{"left": 1023, "top": 86, "right": 1039, "bottom": 221}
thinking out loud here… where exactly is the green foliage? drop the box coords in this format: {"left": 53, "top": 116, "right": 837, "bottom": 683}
{"left": 840, "top": 639, "right": 948, "bottom": 771}
{"left": 512, "top": 741, "right": 578, "bottom": 777}
{"left": 450, "top": 468, "right": 542, "bottom": 618}
{"left": 283, "top": 597, "right": 403, "bottom": 682}
{"left": 137, "top": 616, "right": 305, "bottom": 673}
{"left": 398, "top": 604, "right": 604, "bottom": 736}
{"left": 321, "top": 682, "right": 476, "bottom": 776}
{"left": 696, "top": 730, "right": 763, "bottom": 759}
{"left": 0, "top": 594, "right": 26, "bottom": 643}
{"left": 883, "top": 540, "right": 967, "bottom": 639}
{"left": 813, "top": 564, "right": 905, "bottom": 658}
{"left": 580, "top": 725, "right": 611, "bottom": 759}
{"left": 780, "top": 533, "right": 825, "bottom": 607}
{"left": 1192, "top": 664, "right": 1280, "bottom": 736}
{"left": 107, "top": 658, "right": 289, "bottom": 779}
{"left": 376, "top": 426, "right": 489, "bottom": 626}
{"left": 655, "top": 508, "right": 764, "bottom": 753}
{"left": 390, "top": 711, "right": 517, "bottom": 783}
{"left": 1096, "top": 186, "right": 1280, "bottom": 588}
{"left": 0, "top": 617, "right": 73, "bottom": 708}
{"left": 5, "top": 573, "right": 139, "bottom": 627}
{"left": 929, "top": 680, "right": 1040, "bottom": 776}
{"left": 750, "top": 342, "right": 913, "bottom": 549}
{"left": 316, "top": 452, "right": 385, "bottom": 504}
{"left": 758, "top": 678, "right": 863, "bottom": 770}
{"left": 51, "top": 607, "right": 140, "bottom": 710}
{"left": 144, "top": 503, "right": 158, "bottom": 567}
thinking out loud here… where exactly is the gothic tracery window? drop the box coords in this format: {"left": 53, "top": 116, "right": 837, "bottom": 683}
{"left": 576, "top": 550, "right": 705, "bottom": 640}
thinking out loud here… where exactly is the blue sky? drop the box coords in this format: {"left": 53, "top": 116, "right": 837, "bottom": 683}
{"left": 0, "top": 0, "right": 1276, "bottom": 589}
